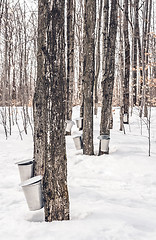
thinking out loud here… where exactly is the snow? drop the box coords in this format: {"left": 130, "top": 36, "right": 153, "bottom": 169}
{"left": 0, "top": 106, "right": 156, "bottom": 240}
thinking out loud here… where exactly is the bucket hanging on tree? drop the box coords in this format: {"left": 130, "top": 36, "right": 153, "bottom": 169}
{"left": 20, "top": 175, "right": 44, "bottom": 211}
{"left": 15, "top": 159, "right": 34, "bottom": 182}
{"left": 98, "top": 135, "right": 110, "bottom": 153}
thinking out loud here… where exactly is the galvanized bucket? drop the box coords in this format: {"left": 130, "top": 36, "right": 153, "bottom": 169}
{"left": 123, "top": 113, "right": 128, "bottom": 123}
{"left": 65, "top": 120, "right": 75, "bottom": 132}
{"left": 15, "top": 159, "right": 34, "bottom": 182}
{"left": 98, "top": 135, "right": 110, "bottom": 152}
{"left": 75, "top": 118, "right": 83, "bottom": 129}
{"left": 20, "top": 175, "right": 43, "bottom": 211}
{"left": 73, "top": 135, "right": 83, "bottom": 150}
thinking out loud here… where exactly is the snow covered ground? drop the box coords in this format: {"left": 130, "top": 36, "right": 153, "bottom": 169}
{"left": 0, "top": 106, "right": 156, "bottom": 240}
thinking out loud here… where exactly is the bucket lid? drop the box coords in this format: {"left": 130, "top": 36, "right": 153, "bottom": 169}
{"left": 15, "top": 158, "right": 34, "bottom": 165}
{"left": 97, "top": 135, "right": 110, "bottom": 140}
{"left": 20, "top": 175, "right": 42, "bottom": 187}
{"left": 75, "top": 117, "right": 83, "bottom": 120}
{"left": 73, "top": 135, "right": 81, "bottom": 139}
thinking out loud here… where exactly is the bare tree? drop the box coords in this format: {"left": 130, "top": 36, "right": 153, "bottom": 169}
{"left": 123, "top": 0, "right": 130, "bottom": 124}
{"left": 94, "top": 0, "right": 102, "bottom": 116}
{"left": 34, "top": 0, "right": 70, "bottom": 222}
{"left": 33, "top": 0, "right": 46, "bottom": 176}
{"left": 132, "top": 0, "right": 139, "bottom": 106}
{"left": 83, "top": 0, "right": 96, "bottom": 155}
{"left": 99, "top": 0, "right": 118, "bottom": 154}
{"left": 66, "top": 0, "right": 74, "bottom": 124}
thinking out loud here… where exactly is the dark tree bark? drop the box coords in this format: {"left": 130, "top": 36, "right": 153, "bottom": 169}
{"left": 76, "top": 0, "right": 84, "bottom": 116}
{"left": 66, "top": 0, "right": 74, "bottom": 122}
{"left": 99, "top": 0, "right": 118, "bottom": 154}
{"left": 33, "top": 0, "right": 46, "bottom": 176}
{"left": 123, "top": 0, "right": 130, "bottom": 123}
{"left": 132, "top": 0, "right": 139, "bottom": 106}
{"left": 135, "top": 4, "right": 143, "bottom": 106}
{"left": 94, "top": 0, "right": 102, "bottom": 116}
{"left": 34, "top": 0, "right": 70, "bottom": 222}
{"left": 83, "top": 0, "right": 96, "bottom": 155}
{"left": 3, "top": 0, "right": 8, "bottom": 106}
{"left": 43, "top": 0, "right": 69, "bottom": 222}
{"left": 0, "top": 0, "right": 4, "bottom": 28}
{"left": 119, "top": 8, "right": 124, "bottom": 131}
{"left": 100, "top": 0, "right": 109, "bottom": 140}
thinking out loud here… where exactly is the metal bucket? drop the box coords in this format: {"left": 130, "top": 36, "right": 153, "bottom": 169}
{"left": 65, "top": 120, "right": 75, "bottom": 132}
{"left": 123, "top": 113, "right": 128, "bottom": 123}
{"left": 15, "top": 159, "right": 34, "bottom": 182}
{"left": 73, "top": 135, "right": 83, "bottom": 150}
{"left": 98, "top": 135, "right": 110, "bottom": 152}
{"left": 75, "top": 118, "right": 83, "bottom": 129}
{"left": 20, "top": 175, "right": 43, "bottom": 211}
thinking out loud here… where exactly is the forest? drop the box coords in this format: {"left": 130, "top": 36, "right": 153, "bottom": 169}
{"left": 0, "top": 0, "right": 156, "bottom": 234}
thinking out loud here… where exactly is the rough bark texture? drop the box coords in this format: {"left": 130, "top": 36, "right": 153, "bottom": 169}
{"left": 135, "top": 3, "right": 143, "bottom": 106}
{"left": 34, "top": 0, "right": 70, "bottom": 222}
{"left": 3, "top": 0, "right": 8, "bottom": 106}
{"left": 94, "top": 0, "right": 102, "bottom": 116}
{"left": 99, "top": 0, "right": 117, "bottom": 154}
{"left": 119, "top": 11, "right": 124, "bottom": 131}
{"left": 123, "top": 0, "right": 130, "bottom": 123}
{"left": 33, "top": 0, "right": 46, "bottom": 176}
{"left": 44, "top": 0, "right": 69, "bottom": 222}
{"left": 83, "top": 0, "right": 96, "bottom": 155}
{"left": 66, "top": 0, "right": 74, "bottom": 121}
{"left": 144, "top": 0, "right": 152, "bottom": 117}
{"left": 99, "top": 0, "right": 109, "bottom": 144}
{"left": 132, "top": 0, "right": 139, "bottom": 106}
{"left": 76, "top": 1, "right": 84, "bottom": 119}
{"left": 140, "top": 0, "right": 152, "bottom": 117}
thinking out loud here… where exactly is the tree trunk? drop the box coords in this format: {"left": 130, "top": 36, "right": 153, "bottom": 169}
{"left": 99, "top": 0, "right": 109, "bottom": 155}
{"left": 3, "top": 0, "right": 8, "bottom": 107}
{"left": 33, "top": 0, "right": 46, "bottom": 177}
{"left": 132, "top": 0, "right": 139, "bottom": 106}
{"left": 83, "top": 0, "right": 96, "bottom": 155}
{"left": 123, "top": 0, "right": 130, "bottom": 124}
{"left": 99, "top": 0, "right": 118, "bottom": 154}
{"left": 66, "top": 0, "right": 74, "bottom": 122}
{"left": 94, "top": 0, "right": 102, "bottom": 116}
{"left": 119, "top": 8, "right": 124, "bottom": 131}
{"left": 78, "top": 1, "right": 84, "bottom": 120}
{"left": 42, "top": 0, "right": 69, "bottom": 222}
{"left": 140, "top": 0, "right": 152, "bottom": 117}
{"left": 144, "top": 0, "right": 152, "bottom": 117}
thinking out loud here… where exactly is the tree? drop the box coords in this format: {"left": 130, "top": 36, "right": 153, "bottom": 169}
{"left": 118, "top": 6, "right": 125, "bottom": 132}
{"left": 99, "top": 0, "right": 109, "bottom": 148}
{"left": 34, "top": 0, "right": 70, "bottom": 222}
{"left": 140, "top": 0, "right": 152, "bottom": 117}
{"left": 123, "top": 0, "right": 130, "bottom": 124}
{"left": 33, "top": 0, "right": 46, "bottom": 176}
{"left": 94, "top": 0, "right": 102, "bottom": 116}
{"left": 83, "top": 0, "right": 96, "bottom": 155}
{"left": 132, "top": 0, "right": 139, "bottom": 106}
{"left": 66, "top": 0, "right": 74, "bottom": 124}
{"left": 99, "top": 0, "right": 118, "bottom": 154}
{"left": 76, "top": 0, "right": 84, "bottom": 117}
